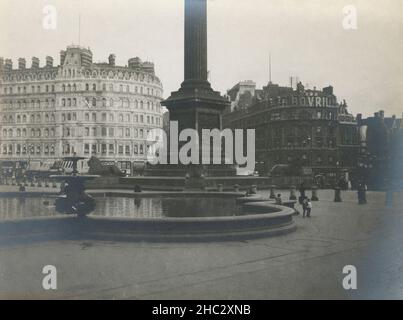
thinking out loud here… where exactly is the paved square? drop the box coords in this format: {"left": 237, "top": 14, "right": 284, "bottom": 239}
{"left": 0, "top": 189, "right": 402, "bottom": 299}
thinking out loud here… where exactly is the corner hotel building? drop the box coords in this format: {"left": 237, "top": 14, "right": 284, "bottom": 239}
{"left": 0, "top": 45, "right": 164, "bottom": 174}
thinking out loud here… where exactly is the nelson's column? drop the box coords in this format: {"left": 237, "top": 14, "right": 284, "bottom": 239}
{"left": 152, "top": 0, "right": 235, "bottom": 177}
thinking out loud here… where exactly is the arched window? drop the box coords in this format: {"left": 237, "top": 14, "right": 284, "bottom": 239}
{"left": 92, "top": 97, "right": 96, "bottom": 107}
{"left": 62, "top": 84, "right": 66, "bottom": 92}
{"left": 86, "top": 83, "right": 89, "bottom": 91}
{"left": 92, "top": 84, "right": 96, "bottom": 91}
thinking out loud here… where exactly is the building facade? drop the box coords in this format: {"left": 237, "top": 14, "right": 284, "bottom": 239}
{"left": 357, "top": 111, "right": 403, "bottom": 190}
{"left": 0, "top": 45, "right": 164, "bottom": 174}
{"left": 223, "top": 81, "right": 360, "bottom": 185}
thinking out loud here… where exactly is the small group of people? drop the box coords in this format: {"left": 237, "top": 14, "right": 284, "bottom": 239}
{"left": 300, "top": 196, "right": 313, "bottom": 218}
{"left": 275, "top": 191, "right": 313, "bottom": 218}
{"left": 298, "top": 183, "right": 313, "bottom": 218}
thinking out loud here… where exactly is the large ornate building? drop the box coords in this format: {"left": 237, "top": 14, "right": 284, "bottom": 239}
{"left": 0, "top": 45, "right": 164, "bottom": 174}
{"left": 357, "top": 111, "right": 403, "bottom": 190}
{"left": 224, "top": 81, "right": 360, "bottom": 184}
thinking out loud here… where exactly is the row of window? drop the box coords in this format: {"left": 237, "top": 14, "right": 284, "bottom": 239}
{"left": 2, "top": 128, "right": 55, "bottom": 138}
{"left": 269, "top": 137, "right": 337, "bottom": 149}
{"left": 63, "top": 127, "right": 156, "bottom": 139}
{"left": 70, "top": 97, "right": 161, "bottom": 112}
{"left": 1, "top": 82, "right": 162, "bottom": 97}
{"left": 272, "top": 154, "right": 337, "bottom": 165}
{"left": 81, "top": 112, "right": 162, "bottom": 125}
{"left": 1, "top": 96, "right": 162, "bottom": 111}
{"left": 2, "top": 113, "right": 56, "bottom": 124}
{"left": 1, "top": 111, "right": 162, "bottom": 125}
{"left": 2, "top": 125, "right": 158, "bottom": 139}
{"left": 82, "top": 143, "right": 146, "bottom": 156}
{"left": 1, "top": 144, "right": 55, "bottom": 156}
{"left": 1, "top": 143, "right": 148, "bottom": 157}
{"left": 1, "top": 99, "right": 56, "bottom": 109}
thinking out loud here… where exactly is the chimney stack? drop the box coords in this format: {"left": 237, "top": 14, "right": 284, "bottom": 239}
{"left": 60, "top": 50, "right": 66, "bottom": 65}
{"left": 379, "top": 110, "right": 385, "bottom": 119}
{"left": 109, "top": 54, "right": 116, "bottom": 66}
{"left": 18, "top": 58, "right": 26, "bottom": 70}
{"left": 0, "top": 57, "right": 4, "bottom": 71}
{"left": 46, "top": 56, "right": 54, "bottom": 68}
{"left": 31, "top": 57, "right": 40, "bottom": 69}
{"left": 4, "top": 59, "right": 12, "bottom": 71}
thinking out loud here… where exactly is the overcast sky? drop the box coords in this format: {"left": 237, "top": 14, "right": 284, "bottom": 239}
{"left": 1, "top": 0, "right": 402, "bottom": 117}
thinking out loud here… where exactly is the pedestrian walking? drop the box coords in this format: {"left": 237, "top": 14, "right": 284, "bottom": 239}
{"left": 302, "top": 197, "right": 308, "bottom": 218}
{"left": 306, "top": 198, "right": 312, "bottom": 217}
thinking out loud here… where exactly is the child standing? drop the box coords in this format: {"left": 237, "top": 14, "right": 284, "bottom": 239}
{"left": 306, "top": 199, "right": 312, "bottom": 218}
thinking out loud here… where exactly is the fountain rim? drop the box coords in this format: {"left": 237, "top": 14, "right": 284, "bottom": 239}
{"left": 0, "top": 191, "right": 297, "bottom": 243}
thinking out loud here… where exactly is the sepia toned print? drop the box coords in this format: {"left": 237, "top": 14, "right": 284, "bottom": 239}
{"left": 0, "top": 0, "right": 402, "bottom": 302}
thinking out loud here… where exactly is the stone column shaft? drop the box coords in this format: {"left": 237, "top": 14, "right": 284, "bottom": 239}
{"left": 184, "top": 0, "right": 208, "bottom": 82}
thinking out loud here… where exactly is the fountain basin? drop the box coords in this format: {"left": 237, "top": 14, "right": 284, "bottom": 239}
{"left": 0, "top": 192, "right": 296, "bottom": 243}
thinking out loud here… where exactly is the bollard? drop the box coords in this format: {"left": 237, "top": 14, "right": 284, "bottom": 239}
{"left": 269, "top": 185, "right": 276, "bottom": 199}
{"left": 311, "top": 186, "right": 319, "bottom": 201}
{"left": 289, "top": 186, "right": 297, "bottom": 200}
{"left": 334, "top": 187, "right": 342, "bottom": 202}
{"left": 234, "top": 184, "right": 240, "bottom": 192}
{"left": 217, "top": 184, "right": 224, "bottom": 192}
